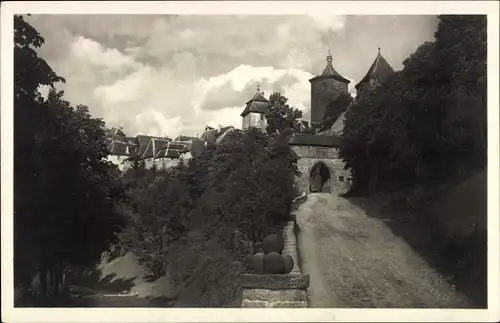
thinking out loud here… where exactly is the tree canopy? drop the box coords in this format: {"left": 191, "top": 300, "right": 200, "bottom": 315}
{"left": 265, "top": 92, "right": 304, "bottom": 137}
{"left": 340, "top": 15, "right": 487, "bottom": 196}
{"left": 14, "top": 15, "right": 125, "bottom": 298}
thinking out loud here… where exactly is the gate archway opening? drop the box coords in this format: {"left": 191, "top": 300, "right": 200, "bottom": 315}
{"left": 309, "top": 162, "right": 332, "bottom": 193}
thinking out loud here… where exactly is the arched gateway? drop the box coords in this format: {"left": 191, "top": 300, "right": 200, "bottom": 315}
{"left": 309, "top": 162, "right": 332, "bottom": 193}
{"left": 288, "top": 134, "right": 350, "bottom": 195}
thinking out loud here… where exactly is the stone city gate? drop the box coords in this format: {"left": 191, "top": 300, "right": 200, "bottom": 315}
{"left": 288, "top": 135, "right": 351, "bottom": 195}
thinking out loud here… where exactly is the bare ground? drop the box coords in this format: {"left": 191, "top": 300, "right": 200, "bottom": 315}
{"left": 296, "top": 193, "right": 472, "bottom": 308}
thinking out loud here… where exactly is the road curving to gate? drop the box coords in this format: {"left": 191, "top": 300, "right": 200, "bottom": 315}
{"left": 295, "top": 193, "right": 471, "bottom": 308}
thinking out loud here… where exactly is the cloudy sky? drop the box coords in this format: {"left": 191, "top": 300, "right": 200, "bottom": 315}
{"left": 28, "top": 14, "right": 438, "bottom": 138}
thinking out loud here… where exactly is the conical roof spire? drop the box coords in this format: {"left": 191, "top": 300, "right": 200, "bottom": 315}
{"left": 309, "top": 49, "right": 350, "bottom": 84}
{"left": 240, "top": 84, "right": 270, "bottom": 117}
{"left": 355, "top": 47, "right": 395, "bottom": 90}
{"left": 248, "top": 84, "right": 267, "bottom": 103}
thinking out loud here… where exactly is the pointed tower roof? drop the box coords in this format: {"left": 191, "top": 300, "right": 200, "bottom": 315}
{"left": 355, "top": 48, "right": 395, "bottom": 90}
{"left": 309, "top": 49, "right": 351, "bottom": 84}
{"left": 240, "top": 85, "right": 270, "bottom": 117}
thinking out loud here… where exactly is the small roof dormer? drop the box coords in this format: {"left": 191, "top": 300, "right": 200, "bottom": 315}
{"left": 309, "top": 49, "right": 351, "bottom": 84}
{"left": 355, "top": 48, "right": 395, "bottom": 90}
{"left": 240, "top": 85, "right": 270, "bottom": 117}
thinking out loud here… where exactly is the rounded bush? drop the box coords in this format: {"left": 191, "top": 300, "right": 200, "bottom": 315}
{"left": 263, "top": 252, "right": 286, "bottom": 274}
{"left": 262, "top": 234, "right": 285, "bottom": 254}
{"left": 248, "top": 252, "right": 265, "bottom": 273}
{"left": 283, "top": 254, "right": 294, "bottom": 273}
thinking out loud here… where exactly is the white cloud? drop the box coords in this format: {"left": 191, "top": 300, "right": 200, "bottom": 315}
{"left": 27, "top": 14, "right": 438, "bottom": 138}
{"left": 70, "top": 36, "right": 137, "bottom": 69}
{"left": 202, "top": 107, "right": 244, "bottom": 130}
{"left": 135, "top": 110, "right": 183, "bottom": 138}
{"left": 308, "top": 15, "right": 347, "bottom": 31}
{"left": 195, "top": 65, "right": 313, "bottom": 117}
{"left": 94, "top": 65, "right": 155, "bottom": 104}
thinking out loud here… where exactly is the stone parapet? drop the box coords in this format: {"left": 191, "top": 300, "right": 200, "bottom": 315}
{"left": 238, "top": 274, "right": 310, "bottom": 308}
{"left": 238, "top": 193, "right": 310, "bottom": 308}
{"left": 283, "top": 221, "right": 301, "bottom": 274}
{"left": 238, "top": 273, "right": 310, "bottom": 290}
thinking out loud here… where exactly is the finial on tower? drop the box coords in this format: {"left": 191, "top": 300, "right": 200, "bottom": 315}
{"left": 378, "top": 47, "right": 381, "bottom": 54}
{"left": 326, "top": 48, "right": 333, "bottom": 64}
{"left": 257, "top": 84, "right": 260, "bottom": 92}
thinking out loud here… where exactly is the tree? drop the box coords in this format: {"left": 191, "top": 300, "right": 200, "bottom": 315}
{"left": 264, "top": 92, "right": 304, "bottom": 137}
{"left": 340, "top": 15, "right": 486, "bottom": 196}
{"left": 119, "top": 165, "right": 190, "bottom": 280}
{"left": 190, "top": 128, "right": 300, "bottom": 241}
{"left": 14, "top": 14, "right": 66, "bottom": 294}
{"left": 14, "top": 15, "right": 125, "bottom": 301}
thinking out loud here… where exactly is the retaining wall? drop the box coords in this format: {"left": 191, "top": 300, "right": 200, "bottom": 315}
{"left": 238, "top": 193, "right": 310, "bottom": 308}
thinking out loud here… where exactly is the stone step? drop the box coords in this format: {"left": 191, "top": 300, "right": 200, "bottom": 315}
{"left": 241, "top": 299, "right": 308, "bottom": 308}
{"left": 242, "top": 288, "right": 307, "bottom": 302}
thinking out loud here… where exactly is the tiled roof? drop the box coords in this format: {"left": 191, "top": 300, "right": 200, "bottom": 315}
{"left": 105, "top": 127, "right": 138, "bottom": 156}
{"left": 309, "top": 51, "right": 351, "bottom": 84}
{"left": 126, "top": 136, "right": 171, "bottom": 160}
{"left": 154, "top": 140, "right": 191, "bottom": 159}
{"left": 167, "top": 141, "right": 190, "bottom": 151}
{"left": 288, "top": 133, "right": 342, "bottom": 147}
{"left": 155, "top": 148, "right": 183, "bottom": 159}
{"left": 293, "top": 119, "right": 311, "bottom": 133}
{"left": 200, "top": 126, "right": 235, "bottom": 143}
{"left": 319, "top": 99, "right": 353, "bottom": 132}
{"left": 108, "top": 140, "right": 137, "bottom": 156}
{"left": 215, "top": 126, "right": 234, "bottom": 143}
{"left": 136, "top": 135, "right": 152, "bottom": 147}
{"left": 174, "top": 135, "right": 198, "bottom": 142}
{"left": 105, "top": 129, "right": 196, "bottom": 161}
{"left": 200, "top": 129, "right": 217, "bottom": 142}
{"left": 355, "top": 48, "right": 395, "bottom": 90}
{"left": 105, "top": 127, "right": 126, "bottom": 137}
{"left": 240, "top": 89, "right": 270, "bottom": 117}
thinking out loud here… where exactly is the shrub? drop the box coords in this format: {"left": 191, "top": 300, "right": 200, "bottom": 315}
{"left": 166, "top": 231, "right": 244, "bottom": 307}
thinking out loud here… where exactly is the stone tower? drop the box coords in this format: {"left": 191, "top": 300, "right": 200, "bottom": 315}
{"left": 309, "top": 50, "right": 350, "bottom": 127}
{"left": 355, "top": 48, "right": 394, "bottom": 99}
{"left": 240, "top": 85, "right": 270, "bottom": 132}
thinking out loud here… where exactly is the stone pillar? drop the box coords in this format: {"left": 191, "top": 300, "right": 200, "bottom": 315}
{"left": 238, "top": 273, "right": 310, "bottom": 308}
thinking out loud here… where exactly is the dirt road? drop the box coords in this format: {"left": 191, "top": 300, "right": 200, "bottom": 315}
{"left": 296, "top": 193, "right": 472, "bottom": 308}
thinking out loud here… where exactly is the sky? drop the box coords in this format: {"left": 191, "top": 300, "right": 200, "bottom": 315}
{"left": 28, "top": 14, "right": 438, "bottom": 138}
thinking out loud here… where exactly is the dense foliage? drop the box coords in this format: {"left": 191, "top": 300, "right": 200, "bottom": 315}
{"left": 118, "top": 128, "right": 300, "bottom": 305}
{"left": 14, "top": 15, "right": 126, "bottom": 300}
{"left": 265, "top": 92, "right": 304, "bottom": 136}
{"left": 341, "top": 15, "right": 486, "bottom": 197}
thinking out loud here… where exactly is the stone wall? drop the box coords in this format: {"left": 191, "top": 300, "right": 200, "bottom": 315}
{"left": 238, "top": 274, "right": 309, "bottom": 308}
{"left": 291, "top": 145, "right": 351, "bottom": 195}
{"left": 238, "top": 194, "right": 310, "bottom": 308}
